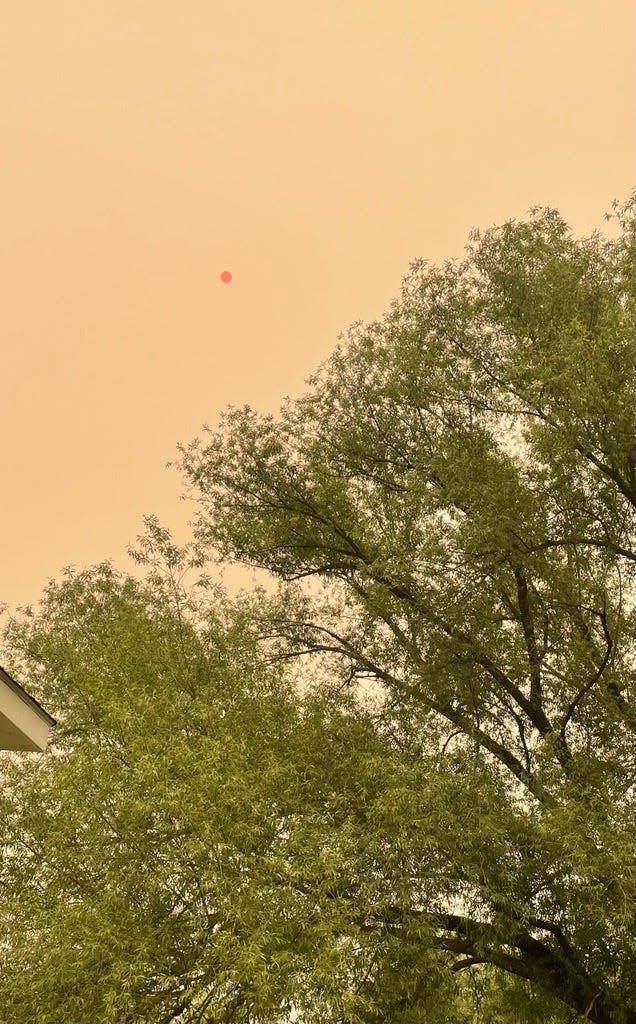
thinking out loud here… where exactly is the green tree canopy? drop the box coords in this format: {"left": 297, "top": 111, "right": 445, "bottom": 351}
{"left": 1, "top": 532, "right": 408, "bottom": 1023}
{"left": 178, "top": 199, "right": 635, "bottom": 1023}
{"left": 1, "top": 199, "right": 634, "bottom": 1024}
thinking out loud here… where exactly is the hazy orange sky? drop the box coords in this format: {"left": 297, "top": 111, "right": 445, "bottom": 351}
{"left": 2, "top": 0, "right": 633, "bottom": 609}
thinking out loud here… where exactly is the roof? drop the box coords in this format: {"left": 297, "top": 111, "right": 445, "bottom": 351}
{"left": 0, "top": 665, "right": 56, "bottom": 752}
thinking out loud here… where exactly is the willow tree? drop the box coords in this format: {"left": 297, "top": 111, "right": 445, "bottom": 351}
{"left": 0, "top": 529, "right": 410, "bottom": 1024}
{"left": 177, "top": 199, "right": 636, "bottom": 1023}
{"left": 1, "top": 201, "right": 633, "bottom": 1024}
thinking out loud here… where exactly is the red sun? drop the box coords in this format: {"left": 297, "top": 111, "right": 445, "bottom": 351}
{"left": 220, "top": 270, "right": 232, "bottom": 283}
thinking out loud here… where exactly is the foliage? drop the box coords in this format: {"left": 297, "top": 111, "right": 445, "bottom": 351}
{"left": 178, "top": 197, "right": 636, "bottom": 1023}
{"left": 1, "top": 198, "right": 634, "bottom": 1023}
{"left": 0, "top": 533, "right": 405, "bottom": 1022}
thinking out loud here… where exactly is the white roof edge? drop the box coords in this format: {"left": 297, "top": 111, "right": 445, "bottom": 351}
{"left": 0, "top": 666, "right": 56, "bottom": 725}
{"left": 0, "top": 666, "right": 56, "bottom": 752}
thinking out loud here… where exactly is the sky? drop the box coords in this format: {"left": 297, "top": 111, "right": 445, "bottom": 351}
{"left": 1, "top": 0, "right": 633, "bottom": 610}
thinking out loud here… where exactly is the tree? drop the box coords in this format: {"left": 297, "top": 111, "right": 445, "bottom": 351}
{"left": 177, "top": 198, "right": 636, "bottom": 1022}
{"left": 0, "top": 529, "right": 404, "bottom": 1023}
{"left": 1, "top": 199, "right": 633, "bottom": 1023}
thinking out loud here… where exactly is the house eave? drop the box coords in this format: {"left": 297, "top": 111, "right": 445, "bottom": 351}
{"left": 0, "top": 666, "right": 56, "bottom": 752}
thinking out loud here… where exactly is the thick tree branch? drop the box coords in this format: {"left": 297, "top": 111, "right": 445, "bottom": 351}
{"left": 370, "top": 907, "right": 627, "bottom": 1024}
{"left": 511, "top": 562, "right": 543, "bottom": 706}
